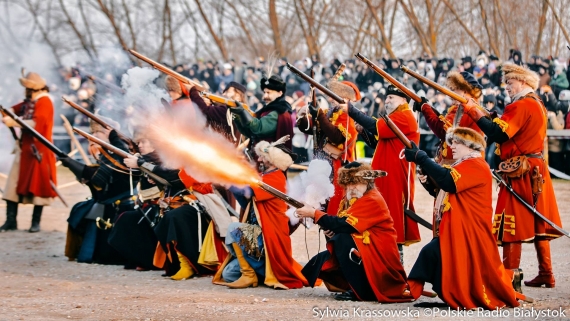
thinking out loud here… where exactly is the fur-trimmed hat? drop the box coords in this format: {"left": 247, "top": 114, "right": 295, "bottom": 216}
{"left": 445, "top": 127, "right": 486, "bottom": 152}
{"left": 445, "top": 71, "right": 482, "bottom": 99}
{"left": 165, "top": 75, "right": 182, "bottom": 94}
{"left": 327, "top": 80, "right": 361, "bottom": 102}
{"left": 260, "top": 75, "right": 286, "bottom": 94}
{"left": 337, "top": 161, "right": 387, "bottom": 190}
{"left": 20, "top": 72, "right": 47, "bottom": 90}
{"left": 501, "top": 62, "right": 540, "bottom": 90}
{"left": 254, "top": 135, "right": 297, "bottom": 171}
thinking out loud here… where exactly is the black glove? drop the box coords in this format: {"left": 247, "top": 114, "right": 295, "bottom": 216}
{"left": 404, "top": 141, "right": 421, "bottom": 163}
{"left": 230, "top": 101, "right": 254, "bottom": 126}
{"left": 412, "top": 96, "right": 429, "bottom": 112}
{"left": 309, "top": 103, "right": 319, "bottom": 119}
{"left": 60, "top": 156, "right": 86, "bottom": 181}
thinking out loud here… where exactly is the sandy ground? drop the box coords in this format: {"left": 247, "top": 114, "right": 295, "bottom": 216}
{"left": 0, "top": 167, "right": 569, "bottom": 321}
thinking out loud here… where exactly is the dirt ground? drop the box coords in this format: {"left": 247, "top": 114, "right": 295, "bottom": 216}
{"left": 0, "top": 167, "right": 569, "bottom": 321}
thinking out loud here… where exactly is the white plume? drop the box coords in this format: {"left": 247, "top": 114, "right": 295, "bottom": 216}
{"left": 286, "top": 159, "right": 335, "bottom": 228}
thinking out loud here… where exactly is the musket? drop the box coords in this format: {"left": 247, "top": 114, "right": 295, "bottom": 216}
{"left": 286, "top": 63, "right": 344, "bottom": 104}
{"left": 199, "top": 91, "right": 255, "bottom": 116}
{"left": 355, "top": 53, "right": 421, "bottom": 102}
{"left": 128, "top": 49, "right": 205, "bottom": 91}
{"left": 72, "top": 127, "right": 171, "bottom": 187}
{"left": 255, "top": 179, "right": 305, "bottom": 209}
{"left": 0, "top": 106, "right": 68, "bottom": 207}
{"left": 60, "top": 114, "right": 92, "bottom": 165}
{"left": 86, "top": 74, "right": 125, "bottom": 95}
{"left": 491, "top": 170, "right": 569, "bottom": 238}
{"left": 400, "top": 65, "right": 491, "bottom": 117}
{"left": 61, "top": 97, "right": 137, "bottom": 151}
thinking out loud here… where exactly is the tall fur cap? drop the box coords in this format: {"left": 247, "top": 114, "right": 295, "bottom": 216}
{"left": 338, "top": 161, "right": 387, "bottom": 189}
{"left": 501, "top": 62, "right": 540, "bottom": 90}
{"left": 445, "top": 127, "right": 486, "bottom": 152}
{"left": 327, "top": 80, "right": 361, "bottom": 102}
{"left": 445, "top": 71, "right": 482, "bottom": 99}
{"left": 254, "top": 135, "right": 296, "bottom": 171}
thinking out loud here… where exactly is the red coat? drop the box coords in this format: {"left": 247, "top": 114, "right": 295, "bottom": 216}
{"left": 371, "top": 104, "right": 420, "bottom": 245}
{"left": 321, "top": 189, "right": 412, "bottom": 302}
{"left": 439, "top": 156, "right": 519, "bottom": 309}
{"left": 12, "top": 96, "right": 57, "bottom": 198}
{"left": 250, "top": 170, "right": 309, "bottom": 289}
{"left": 492, "top": 94, "right": 563, "bottom": 242}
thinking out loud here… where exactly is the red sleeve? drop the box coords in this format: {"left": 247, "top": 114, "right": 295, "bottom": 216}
{"left": 189, "top": 87, "right": 229, "bottom": 124}
{"left": 179, "top": 169, "right": 213, "bottom": 194}
{"left": 314, "top": 210, "right": 326, "bottom": 222}
{"left": 377, "top": 110, "right": 417, "bottom": 139}
{"left": 11, "top": 102, "right": 25, "bottom": 115}
{"left": 500, "top": 100, "right": 529, "bottom": 139}
{"left": 451, "top": 159, "right": 489, "bottom": 193}
{"left": 421, "top": 104, "right": 452, "bottom": 140}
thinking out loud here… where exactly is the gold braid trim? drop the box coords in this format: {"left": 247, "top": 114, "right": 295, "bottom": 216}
{"left": 492, "top": 118, "right": 509, "bottom": 132}
{"left": 442, "top": 164, "right": 461, "bottom": 182}
{"left": 439, "top": 114, "right": 452, "bottom": 131}
{"left": 482, "top": 285, "right": 491, "bottom": 306}
{"left": 494, "top": 143, "right": 501, "bottom": 156}
{"left": 354, "top": 230, "right": 370, "bottom": 245}
{"left": 441, "top": 141, "right": 448, "bottom": 157}
{"left": 442, "top": 193, "right": 451, "bottom": 213}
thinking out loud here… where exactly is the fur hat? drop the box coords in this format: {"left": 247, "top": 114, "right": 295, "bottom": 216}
{"left": 501, "top": 62, "right": 540, "bottom": 90}
{"left": 90, "top": 116, "right": 120, "bottom": 134}
{"left": 327, "top": 80, "right": 361, "bottom": 102}
{"left": 19, "top": 72, "right": 47, "bottom": 90}
{"left": 164, "top": 75, "right": 182, "bottom": 94}
{"left": 260, "top": 75, "right": 286, "bottom": 94}
{"left": 445, "top": 71, "right": 482, "bottom": 99}
{"left": 445, "top": 127, "right": 486, "bottom": 152}
{"left": 337, "top": 161, "right": 387, "bottom": 190}
{"left": 254, "top": 135, "right": 297, "bottom": 171}
{"left": 223, "top": 81, "right": 247, "bottom": 95}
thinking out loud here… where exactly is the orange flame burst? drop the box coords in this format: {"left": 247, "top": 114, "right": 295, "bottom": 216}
{"left": 147, "top": 107, "right": 259, "bottom": 186}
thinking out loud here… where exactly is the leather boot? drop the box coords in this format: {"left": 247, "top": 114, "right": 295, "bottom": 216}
{"left": 502, "top": 242, "right": 522, "bottom": 269}
{"left": 28, "top": 206, "right": 43, "bottom": 233}
{"left": 0, "top": 201, "right": 18, "bottom": 232}
{"left": 171, "top": 251, "right": 195, "bottom": 280}
{"left": 407, "top": 279, "right": 437, "bottom": 299}
{"left": 226, "top": 243, "right": 258, "bottom": 289}
{"left": 524, "top": 239, "right": 555, "bottom": 288}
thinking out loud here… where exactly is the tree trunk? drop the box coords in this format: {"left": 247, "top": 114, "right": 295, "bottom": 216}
{"left": 534, "top": 0, "right": 548, "bottom": 55}
{"left": 479, "top": 0, "right": 500, "bottom": 55}
{"left": 441, "top": 0, "right": 486, "bottom": 53}
{"left": 268, "top": 0, "right": 283, "bottom": 56}
{"left": 59, "top": 0, "right": 94, "bottom": 60}
{"left": 192, "top": 0, "right": 228, "bottom": 60}
{"left": 365, "top": 0, "right": 396, "bottom": 59}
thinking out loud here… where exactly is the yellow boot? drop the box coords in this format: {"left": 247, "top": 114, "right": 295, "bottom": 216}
{"left": 171, "top": 251, "right": 195, "bottom": 280}
{"left": 226, "top": 243, "right": 258, "bottom": 289}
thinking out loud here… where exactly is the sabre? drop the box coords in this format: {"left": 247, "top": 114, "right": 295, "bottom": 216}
{"left": 491, "top": 170, "right": 569, "bottom": 238}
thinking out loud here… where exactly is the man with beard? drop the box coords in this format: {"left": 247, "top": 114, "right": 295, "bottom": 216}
{"left": 462, "top": 62, "right": 563, "bottom": 289}
{"left": 343, "top": 85, "right": 421, "bottom": 262}
{"left": 1, "top": 72, "right": 57, "bottom": 233}
{"left": 297, "top": 162, "right": 412, "bottom": 302}
{"left": 231, "top": 74, "right": 294, "bottom": 152}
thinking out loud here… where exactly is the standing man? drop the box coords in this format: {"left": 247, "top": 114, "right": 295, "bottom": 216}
{"left": 296, "top": 78, "right": 359, "bottom": 215}
{"left": 231, "top": 74, "right": 294, "bottom": 152}
{"left": 344, "top": 85, "right": 421, "bottom": 261}
{"left": 1, "top": 72, "right": 57, "bottom": 233}
{"left": 462, "top": 62, "right": 563, "bottom": 288}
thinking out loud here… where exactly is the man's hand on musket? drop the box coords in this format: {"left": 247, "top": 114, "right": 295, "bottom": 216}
{"left": 296, "top": 205, "right": 316, "bottom": 219}
{"left": 183, "top": 83, "right": 195, "bottom": 92}
{"left": 2, "top": 116, "right": 17, "bottom": 127}
{"left": 123, "top": 154, "right": 140, "bottom": 168}
{"left": 462, "top": 98, "right": 486, "bottom": 122}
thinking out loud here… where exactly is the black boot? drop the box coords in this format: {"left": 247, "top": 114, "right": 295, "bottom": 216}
{"left": 29, "top": 206, "right": 43, "bottom": 233}
{"left": 0, "top": 201, "right": 18, "bottom": 232}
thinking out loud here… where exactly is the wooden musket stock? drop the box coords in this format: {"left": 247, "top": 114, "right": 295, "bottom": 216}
{"left": 257, "top": 180, "right": 304, "bottom": 208}
{"left": 199, "top": 92, "right": 255, "bottom": 116}
{"left": 356, "top": 53, "right": 421, "bottom": 103}
{"left": 128, "top": 49, "right": 205, "bottom": 91}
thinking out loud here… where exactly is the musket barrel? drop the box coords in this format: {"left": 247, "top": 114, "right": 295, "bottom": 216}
{"left": 286, "top": 63, "right": 344, "bottom": 104}
{"left": 128, "top": 49, "right": 205, "bottom": 91}
{"left": 1, "top": 106, "right": 67, "bottom": 158}
{"left": 378, "top": 113, "right": 413, "bottom": 149}
{"left": 87, "top": 75, "right": 125, "bottom": 94}
{"left": 256, "top": 180, "right": 305, "bottom": 209}
{"left": 356, "top": 53, "right": 421, "bottom": 103}
{"left": 72, "top": 127, "right": 131, "bottom": 159}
